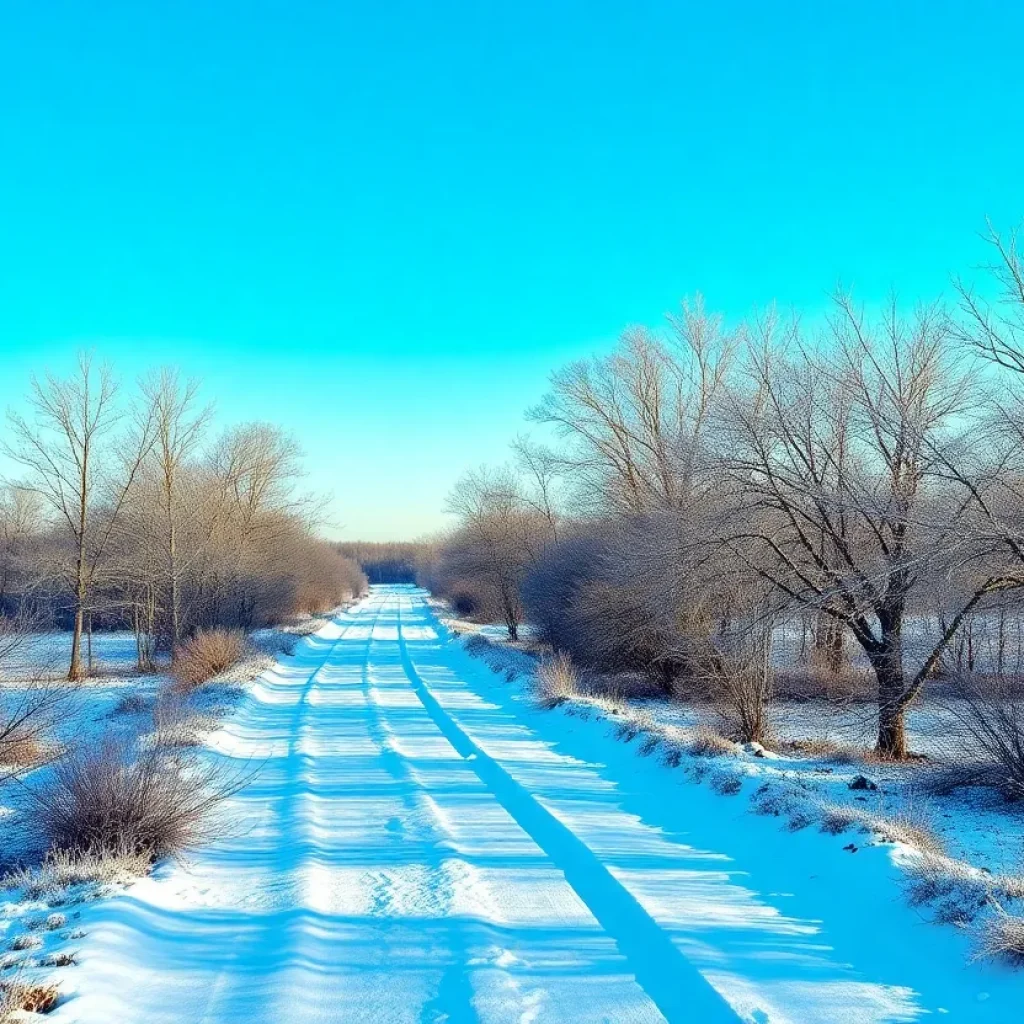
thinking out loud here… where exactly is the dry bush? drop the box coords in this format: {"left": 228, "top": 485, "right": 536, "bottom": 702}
{"left": 171, "top": 628, "right": 247, "bottom": 693}
{"left": 779, "top": 737, "right": 869, "bottom": 764}
{"left": 0, "top": 735, "right": 47, "bottom": 769}
{"left": 819, "top": 802, "right": 944, "bottom": 855}
{"left": 938, "top": 679, "right": 1024, "bottom": 800}
{"left": 23, "top": 734, "right": 249, "bottom": 859}
{"left": 688, "top": 725, "right": 738, "bottom": 758}
{"left": 1, "top": 845, "right": 153, "bottom": 900}
{"left": 693, "top": 641, "right": 775, "bottom": 746}
{"left": 535, "top": 652, "right": 584, "bottom": 709}
{"left": 773, "top": 665, "right": 875, "bottom": 703}
{"left": 109, "top": 692, "right": 150, "bottom": 717}
{"left": 0, "top": 979, "right": 60, "bottom": 1018}
{"left": 710, "top": 769, "right": 742, "bottom": 795}
{"left": 977, "top": 901, "right": 1024, "bottom": 965}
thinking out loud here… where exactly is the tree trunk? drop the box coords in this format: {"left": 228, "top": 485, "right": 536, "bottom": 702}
{"left": 168, "top": 501, "right": 181, "bottom": 650}
{"left": 871, "top": 639, "right": 908, "bottom": 759}
{"left": 814, "top": 613, "right": 845, "bottom": 675}
{"left": 69, "top": 604, "right": 84, "bottom": 681}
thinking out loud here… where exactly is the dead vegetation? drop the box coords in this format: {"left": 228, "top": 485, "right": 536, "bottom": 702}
{"left": 23, "top": 734, "right": 248, "bottom": 860}
{"left": 171, "top": 628, "right": 248, "bottom": 693}
{"left": 818, "top": 801, "right": 945, "bottom": 856}
{"left": 535, "top": 652, "right": 584, "bottom": 709}
{"left": 777, "top": 737, "right": 870, "bottom": 764}
{"left": 0, "top": 978, "right": 60, "bottom": 1019}
{"left": 1, "top": 845, "right": 153, "bottom": 901}
{"left": 978, "top": 903, "right": 1024, "bottom": 965}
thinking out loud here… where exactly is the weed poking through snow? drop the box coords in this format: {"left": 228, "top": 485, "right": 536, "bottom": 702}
{"left": 535, "top": 653, "right": 584, "bottom": 709}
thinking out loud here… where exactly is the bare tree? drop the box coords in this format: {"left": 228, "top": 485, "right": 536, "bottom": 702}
{"left": 511, "top": 435, "right": 562, "bottom": 541}
{"left": 0, "top": 486, "right": 41, "bottom": 611}
{"left": 952, "top": 220, "right": 1024, "bottom": 374}
{"left": 444, "top": 467, "right": 550, "bottom": 640}
{"left": 140, "top": 369, "right": 214, "bottom": 649}
{"left": 0, "top": 608, "right": 71, "bottom": 783}
{"left": 4, "top": 355, "right": 154, "bottom": 680}
{"left": 723, "top": 296, "right": 1013, "bottom": 758}
{"left": 529, "top": 297, "right": 737, "bottom": 514}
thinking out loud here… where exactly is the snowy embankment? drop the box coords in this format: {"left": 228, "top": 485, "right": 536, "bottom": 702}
{"left": 3, "top": 586, "right": 1012, "bottom": 1021}
{"left": 0, "top": 617, "right": 329, "bottom": 1017}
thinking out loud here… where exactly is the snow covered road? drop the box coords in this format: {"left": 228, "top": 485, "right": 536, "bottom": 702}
{"left": 51, "top": 588, "right": 1018, "bottom": 1022}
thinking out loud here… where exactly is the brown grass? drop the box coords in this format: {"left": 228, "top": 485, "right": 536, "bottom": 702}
{"left": 1, "top": 846, "right": 153, "bottom": 900}
{"left": 977, "top": 903, "right": 1024, "bottom": 965}
{"left": 171, "top": 628, "right": 248, "bottom": 693}
{"left": 779, "top": 737, "right": 870, "bottom": 764}
{"left": 535, "top": 653, "right": 584, "bottom": 709}
{"left": 0, "top": 735, "right": 48, "bottom": 768}
{"left": 819, "top": 802, "right": 944, "bottom": 855}
{"left": 0, "top": 980, "right": 60, "bottom": 1018}
{"left": 688, "top": 725, "right": 738, "bottom": 758}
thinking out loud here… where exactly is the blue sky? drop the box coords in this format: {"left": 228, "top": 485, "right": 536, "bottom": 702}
{"left": 1, "top": 0, "right": 1021, "bottom": 539}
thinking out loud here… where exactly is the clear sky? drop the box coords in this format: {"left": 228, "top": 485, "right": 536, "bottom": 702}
{"left": 1, "top": 0, "right": 1021, "bottom": 540}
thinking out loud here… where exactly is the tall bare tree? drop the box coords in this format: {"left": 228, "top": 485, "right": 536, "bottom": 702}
{"left": 529, "top": 297, "right": 737, "bottom": 514}
{"left": 444, "top": 467, "right": 550, "bottom": 640}
{"left": 141, "top": 369, "right": 214, "bottom": 649}
{"left": 724, "top": 296, "right": 1013, "bottom": 758}
{"left": 952, "top": 220, "right": 1024, "bottom": 374}
{"left": 0, "top": 485, "right": 41, "bottom": 611}
{"left": 4, "top": 354, "right": 153, "bottom": 680}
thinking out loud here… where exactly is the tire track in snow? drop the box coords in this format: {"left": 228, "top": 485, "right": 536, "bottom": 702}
{"left": 357, "top": 621, "right": 477, "bottom": 1022}
{"left": 197, "top": 598, "right": 385, "bottom": 1024}
{"left": 394, "top": 595, "right": 739, "bottom": 1024}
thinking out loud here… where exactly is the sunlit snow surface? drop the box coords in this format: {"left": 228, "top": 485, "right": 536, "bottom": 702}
{"left": 48, "top": 588, "right": 1021, "bottom": 1022}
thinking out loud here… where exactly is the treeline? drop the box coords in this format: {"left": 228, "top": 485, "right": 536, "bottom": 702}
{"left": 334, "top": 541, "right": 431, "bottom": 584}
{"left": 0, "top": 358, "right": 366, "bottom": 679}
{"left": 429, "top": 224, "right": 1024, "bottom": 760}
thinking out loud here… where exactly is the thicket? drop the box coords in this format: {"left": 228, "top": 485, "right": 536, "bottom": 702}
{"left": 0, "top": 360, "right": 366, "bottom": 680}
{"left": 430, "top": 224, "right": 1024, "bottom": 761}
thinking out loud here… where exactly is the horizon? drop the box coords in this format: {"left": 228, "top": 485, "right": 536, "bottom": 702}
{"left": 2, "top": 0, "right": 1022, "bottom": 541}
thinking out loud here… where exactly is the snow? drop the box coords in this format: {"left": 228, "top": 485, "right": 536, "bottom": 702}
{"left": 17, "top": 586, "right": 1020, "bottom": 1021}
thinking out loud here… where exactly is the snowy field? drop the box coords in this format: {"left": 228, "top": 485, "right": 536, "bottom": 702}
{"left": 0, "top": 586, "right": 1012, "bottom": 1021}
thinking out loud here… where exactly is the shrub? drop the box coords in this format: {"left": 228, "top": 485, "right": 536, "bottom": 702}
{"left": 109, "top": 692, "right": 150, "bottom": 717}
{"left": 535, "top": 652, "right": 584, "bottom": 709}
{"left": 819, "top": 802, "right": 944, "bottom": 855}
{"left": 688, "top": 725, "right": 738, "bottom": 758}
{"left": 1, "top": 846, "right": 152, "bottom": 900}
{"left": 0, "top": 980, "right": 60, "bottom": 1018}
{"left": 710, "top": 769, "right": 742, "bottom": 795}
{"left": 25, "top": 734, "right": 248, "bottom": 859}
{"left": 942, "top": 680, "right": 1024, "bottom": 800}
{"left": 171, "top": 628, "right": 247, "bottom": 693}
{"left": 978, "top": 903, "right": 1024, "bottom": 965}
